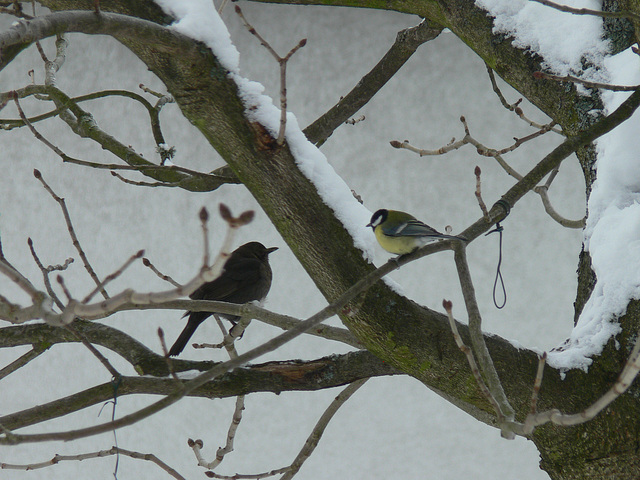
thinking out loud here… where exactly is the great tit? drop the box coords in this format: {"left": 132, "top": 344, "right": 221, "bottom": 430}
{"left": 367, "top": 209, "right": 465, "bottom": 255}
{"left": 169, "top": 241, "right": 278, "bottom": 356}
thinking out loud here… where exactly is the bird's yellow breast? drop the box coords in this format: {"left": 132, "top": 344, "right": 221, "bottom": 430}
{"left": 374, "top": 226, "right": 419, "bottom": 255}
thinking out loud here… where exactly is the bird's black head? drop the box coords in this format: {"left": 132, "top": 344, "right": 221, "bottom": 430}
{"left": 234, "top": 242, "right": 278, "bottom": 260}
{"left": 367, "top": 209, "right": 388, "bottom": 230}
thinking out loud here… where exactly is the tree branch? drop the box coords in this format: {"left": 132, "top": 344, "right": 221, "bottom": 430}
{"left": 0, "top": 351, "right": 398, "bottom": 432}
{"left": 303, "top": 19, "right": 443, "bottom": 146}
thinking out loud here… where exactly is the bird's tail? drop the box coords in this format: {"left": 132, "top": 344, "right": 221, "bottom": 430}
{"left": 168, "top": 313, "right": 206, "bottom": 356}
{"left": 445, "top": 234, "right": 467, "bottom": 242}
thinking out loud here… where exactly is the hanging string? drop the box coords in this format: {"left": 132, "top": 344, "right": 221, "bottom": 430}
{"left": 98, "top": 375, "right": 122, "bottom": 478}
{"left": 486, "top": 222, "right": 507, "bottom": 309}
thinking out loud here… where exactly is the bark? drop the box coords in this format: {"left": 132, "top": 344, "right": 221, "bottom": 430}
{"left": 4, "top": 1, "right": 640, "bottom": 478}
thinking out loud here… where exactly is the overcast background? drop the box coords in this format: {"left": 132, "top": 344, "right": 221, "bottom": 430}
{"left": 0, "top": 3, "right": 586, "bottom": 479}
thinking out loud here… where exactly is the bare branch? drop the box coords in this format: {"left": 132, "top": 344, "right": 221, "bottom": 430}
{"left": 63, "top": 323, "right": 121, "bottom": 379}
{"left": 1, "top": 85, "right": 238, "bottom": 191}
{"left": 0, "top": 347, "right": 397, "bottom": 432}
{"left": 530, "top": 0, "right": 640, "bottom": 23}
{"left": 442, "top": 300, "right": 504, "bottom": 422}
{"left": 157, "top": 328, "right": 181, "bottom": 382}
{"left": 0, "top": 228, "right": 420, "bottom": 443}
{"left": 280, "top": 379, "right": 367, "bottom": 480}
{"left": 474, "top": 166, "right": 489, "bottom": 219}
{"left": 0, "top": 347, "right": 46, "bottom": 381}
{"left": 193, "top": 314, "right": 245, "bottom": 471}
{"left": 304, "top": 20, "right": 442, "bottom": 146}
{"left": 235, "top": 5, "right": 306, "bottom": 145}
{"left": 81, "top": 250, "right": 144, "bottom": 304}
{"left": 0, "top": 447, "right": 186, "bottom": 479}
{"left": 534, "top": 70, "right": 640, "bottom": 92}
{"left": 486, "top": 66, "right": 562, "bottom": 133}
{"left": 205, "top": 466, "right": 290, "bottom": 479}
{"left": 142, "top": 257, "right": 181, "bottom": 288}
{"left": 27, "top": 237, "right": 73, "bottom": 310}
{"left": 534, "top": 185, "right": 586, "bottom": 228}
{"left": 452, "top": 245, "right": 516, "bottom": 437}
{"left": 34, "top": 169, "right": 108, "bottom": 299}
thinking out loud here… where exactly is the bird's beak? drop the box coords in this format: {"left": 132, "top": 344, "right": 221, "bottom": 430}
{"left": 266, "top": 246, "right": 279, "bottom": 254}
{"left": 366, "top": 222, "right": 373, "bottom": 229}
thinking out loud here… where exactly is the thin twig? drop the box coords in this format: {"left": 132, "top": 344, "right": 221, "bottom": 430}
{"left": 393, "top": 116, "right": 583, "bottom": 229}
{"left": 81, "top": 250, "right": 144, "bottom": 303}
{"left": 486, "top": 66, "right": 562, "bottom": 133}
{"left": 534, "top": 185, "right": 586, "bottom": 228}
{"left": 34, "top": 169, "right": 108, "bottom": 299}
{"left": 0, "top": 258, "right": 42, "bottom": 301}
{"left": 158, "top": 328, "right": 181, "bottom": 382}
{"left": 27, "top": 236, "right": 72, "bottom": 310}
{"left": 64, "top": 323, "right": 121, "bottom": 379}
{"left": 530, "top": 0, "right": 640, "bottom": 23}
{"left": 111, "top": 171, "right": 179, "bottom": 188}
{"left": 235, "top": 5, "right": 306, "bottom": 145}
{"left": 205, "top": 466, "right": 290, "bottom": 479}
{"left": 534, "top": 71, "right": 640, "bottom": 92}
{"left": 193, "top": 314, "right": 244, "bottom": 472}
{"left": 523, "top": 352, "right": 547, "bottom": 434}
{"left": 452, "top": 245, "right": 516, "bottom": 438}
{"left": 0, "top": 347, "right": 46, "bottom": 381}
{"left": 474, "top": 166, "right": 489, "bottom": 219}
{"left": 0, "top": 447, "right": 185, "bottom": 479}
{"left": 142, "top": 257, "right": 181, "bottom": 288}
{"left": 280, "top": 379, "right": 368, "bottom": 480}
{"left": 442, "top": 300, "right": 504, "bottom": 422}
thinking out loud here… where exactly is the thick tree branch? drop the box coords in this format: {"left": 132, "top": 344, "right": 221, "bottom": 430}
{"left": 0, "top": 349, "right": 398, "bottom": 433}
{"left": 303, "top": 20, "right": 443, "bottom": 146}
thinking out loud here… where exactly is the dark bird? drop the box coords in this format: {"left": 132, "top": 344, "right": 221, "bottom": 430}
{"left": 168, "top": 241, "right": 278, "bottom": 356}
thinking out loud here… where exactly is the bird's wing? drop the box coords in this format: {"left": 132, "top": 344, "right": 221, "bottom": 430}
{"left": 189, "top": 258, "right": 263, "bottom": 302}
{"left": 385, "top": 219, "right": 445, "bottom": 237}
